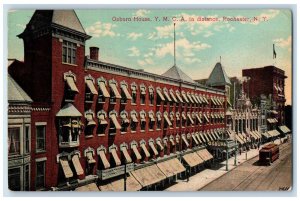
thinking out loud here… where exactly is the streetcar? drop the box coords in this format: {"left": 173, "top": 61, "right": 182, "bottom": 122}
{"left": 259, "top": 143, "right": 279, "bottom": 165}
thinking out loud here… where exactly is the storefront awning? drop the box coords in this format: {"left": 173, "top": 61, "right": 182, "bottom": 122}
{"left": 99, "top": 81, "right": 110, "bottom": 98}
{"left": 157, "top": 158, "right": 185, "bottom": 177}
{"left": 121, "top": 85, "right": 132, "bottom": 100}
{"left": 72, "top": 154, "right": 84, "bottom": 176}
{"left": 279, "top": 125, "right": 291, "bottom": 134}
{"left": 75, "top": 183, "right": 99, "bottom": 191}
{"left": 99, "top": 173, "right": 142, "bottom": 191}
{"left": 262, "top": 132, "right": 271, "bottom": 139}
{"left": 182, "top": 152, "right": 204, "bottom": 167}
{"left": 99, "top": 150, "right": 110, "bottom": 169}
{"left": 131, "top": 165, "right": 165, "bottom": 187}
{"left": 196, "top": 149, "right": 213, "bottom": 161}
{"left": 86, "top": 79, "right": 98, "bottom": 95}
{"left": 59, "top": 158, "right": 73, "bottom": 178}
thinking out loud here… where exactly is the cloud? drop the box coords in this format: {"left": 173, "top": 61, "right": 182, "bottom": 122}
{"left": 133, "top": 9, "right": 150, "bottom": 17}
{"left": 127, "top": 32, "right": 143, "bottom": 40}
{"left": 85, "top": 21, "right": 118, "bottom": 37}
{"left": 155, "top": 38, "right": 211, "bottom": 58}
{"left": 127, "top": 46, "right": 140, "bottom": 57}
{"left": 203, "top": 31, "right": 214, "bottom": 38}
{"left": 16, "top": 24, "right": 25, "bottom": 29}
{"left": 137, "top": 58, "right": 154, "bottom": 66}
{"left": 273, "top": 35, "right": 292, "bottom": 52}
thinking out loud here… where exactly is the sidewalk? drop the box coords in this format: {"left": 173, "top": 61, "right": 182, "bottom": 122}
{"left": 165, "top": 138, "right": 283, "bottom": 191}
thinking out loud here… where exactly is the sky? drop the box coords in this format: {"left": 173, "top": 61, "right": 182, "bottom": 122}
{"left": 7, "top": 9, "right": 292, "bottom": 105}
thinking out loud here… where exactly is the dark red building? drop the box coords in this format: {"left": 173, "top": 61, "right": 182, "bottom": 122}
{"left": 9, "top": 10, "right": 227, "bottom": 191}
{"left": 242, "top": 66, "right": 287, "bottom": 126}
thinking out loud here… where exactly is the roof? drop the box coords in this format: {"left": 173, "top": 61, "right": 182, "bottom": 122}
{"left": 56, "top": 103, "right": 82, "bottom": 117}
{"left": 206, "top": 62, "right": 232, "bottom": 86}
{"left": 161, "top": 65, "right": 196, "bottom": 84}
{"left": 19, "top": 10, "right": 87, "bottom": 37}
{"left": 8, "top": 74, "right": 32, "bottom": 103}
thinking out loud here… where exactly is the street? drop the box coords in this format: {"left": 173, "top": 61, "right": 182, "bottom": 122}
{"left": 199, "top": 141, "right": 292, "bottom": 191}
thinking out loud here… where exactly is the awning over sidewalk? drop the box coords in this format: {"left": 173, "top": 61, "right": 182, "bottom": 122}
{"left": 262, "top": 132, "right": 271, "bottom": 139}
{"left": 182, "top": 152, "right": 204, "bottom": 167}
{"left": 268, "top": 130, "right": 280, "bottom": 137}
{"left": 157, "top": 158, "right": 186, "bottom": 177}
{"left": 99, "top": 172, "right": 142, "bottom": 191}
{"left": 196, "top": 149, "right": 213, "bottom": 161}
{"left": 278, "top": 125, "right": 291, "bottom": 134}
{"left": 131, "top": 165, "right": 166, "bottom": 187}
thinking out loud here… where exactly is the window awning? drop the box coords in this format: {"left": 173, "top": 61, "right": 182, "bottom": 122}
{"left": 110, "top": 83, "right": 122, "bottom": 99}
{"left": 249, "top": 131, "right": 258, "bottom": 140}
{"left": 163, "top": 90, "right": 172, "bottom": 102}
{"left": 86, "top": 152, "right": 96, "bottom": 164}
{"left": 182, "top": 152, "right": 204, "bottom": 167}
{"left": 99, "top": 82, "right": 110, "bottom": 98}
{"left": 175, "top": 91, "right": 184, "bottom": 102}
{"left": 195, "top": 133, "right": 203, "bottom": 144}
{"left": 182, "top": 135, "right": 189, "bottom": 147}
{"left": 140, "top": 113, "right": 146, "bottom": 122}
{"left": 121, "top": 146, "right": 132, "bottom": 163}
{"left": 199, "top": 133, "right": 207, "bottom": 143}
{"left": 66, "top": 76, "right": 79, "bottom": 93}
{"left": 98, "top": 114, "right": 108, "bottom": 125}
{"left": 169, "top": 91, "right": 178, "bottom": 102}
{"left": 157, "top": 113, "right": 162, "bottom": 121}
{"left": 195, "top": 95, "right": 202, "bottom": 104}
{"left": 215, "top": 97, "right": 222, "bottom": 105}
{"left": 141, "top": 143, "right": 150, "bottom": 157}
{"left": 170, "top": 138, "right": 175, "bottom": 146}
{"left": 86, "top": 113, "right": 96, "bottom": 126}
{"left": 72, "top": 154, "right": 84, "bottom": 176}
{"left": 131, "top": 113, "right": 138, "bottom": 123}
{"left": 187, "top": 93, "right": 194, "bottom": 103}
{"left": 267, "top": 118, "right": 275, "bottom": 124}
{"left": 110, "top": 114, "right": 121, "bottom": 129}
{"left": 202, "top": 96, "right": 209, "bottom": 104}
{"left": 170, "top": 113, "right": 174, "bottom": 121}
{"left": 195, "top": 114, "right": 202, "bottom": 123}
{"left": 111, "top": 148, "right": 121, "bottom": 166}
{"left": 86, "top": 79, "right": 98, "bottom": 95}
{"left": 59, "top": 158, "right": 73, "bottom": 178}
{"left": 149, "top": 113, "right": 155, "bottom": 122}
{"left": 175, "top": 113, "right": 180, "bottom": 121}
{"left": 214, "top": 131, "right": 220, "bottom": 139}
{"left": 132, "top": 144, "right": 142, "bottom": 160}
{"left": 203, "top": 133, "right": 211, "bottom": 142}
{"left": 181, "top": 92, "right": 189, "bottom": 103}
{"left": 156, "top": 89, "right": 165, "bottom": 101}
{"left": 120, "top": 113, "right": 129, "bottom": 124}
{"left": 187, "top": 113, "right": 194, "bottom": 124}
{"left": 191, "top": 134, "right": 199, "bottom": 145}
{"left": 140, "top": 87, "right": 146, "bottom": 95}
{"left": 149, "top": 141, "right": 158, "bottom": 155}
{"left": 164, "top": 113, "right": 172, "bottom": 126}
{"left": 176, "top": 136, "right": 180, "bottom": 144}
{"left": 191, "top": 94, "right": 199, "bottom": 103}
{"left": 99, "top": 150, "right": 110, "bottom": 169}
{"left": 157, "top": 140, "right": 164, "bottom": 150}
{"left": 198, "top": 95, "right": 205, "bottom": 103}
{"left": 182, "top": 113, "right": 187, "bottom": 120}
{"left": 203, "top": 114, "right": 210, "bottom": 123}
{"left": 211, "top": 97, "right": 217, "bottom": 105}
{"left": 227, "top": 99, "right": 231, "bottom": 107}
{"left": 121, "top": 85, "right": 132, "bottom": 100}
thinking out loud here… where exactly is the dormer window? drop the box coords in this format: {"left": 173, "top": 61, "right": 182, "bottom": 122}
{"left": 62, "top": 41, "right": 77, "bottom": 65}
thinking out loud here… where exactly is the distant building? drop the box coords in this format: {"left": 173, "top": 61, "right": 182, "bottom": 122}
{"left": 242, "top": 66, "right": 287, "bottom": 126}
{"left": 8, "top": 73, "right": 32, "bottom": 191}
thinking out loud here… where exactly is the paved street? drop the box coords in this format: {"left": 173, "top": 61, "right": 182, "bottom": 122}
{"left": 200, "top": 141, "right": 292, "bottom": 191}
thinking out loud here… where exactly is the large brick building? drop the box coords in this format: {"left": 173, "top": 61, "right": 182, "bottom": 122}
{"left": 8, "top": 10, "right": 228, "bottom": 191}
{"left": 242, "top": 66, "right": 287, "bottom": 126}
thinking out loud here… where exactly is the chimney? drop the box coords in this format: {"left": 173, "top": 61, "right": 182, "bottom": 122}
{"left": 90, "top": 47, "right": 99, "bottom": 61}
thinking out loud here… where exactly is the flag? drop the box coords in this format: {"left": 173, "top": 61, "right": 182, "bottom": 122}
{"left": 273, "top": 44, "right": 277, "bottom": 59}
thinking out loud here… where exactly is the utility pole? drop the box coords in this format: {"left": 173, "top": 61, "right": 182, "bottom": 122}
{"left": 124, "top": 163, "right": 127, "bottom": 191}
{"left": 226, "top": 139, "right": 228, "bottom": 171}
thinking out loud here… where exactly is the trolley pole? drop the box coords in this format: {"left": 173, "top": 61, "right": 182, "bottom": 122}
{"left": 226, "top": 139, "right": 228, "bottom": 171}
{"left": 124, "top": 163, "right": 127, "bottom": 191}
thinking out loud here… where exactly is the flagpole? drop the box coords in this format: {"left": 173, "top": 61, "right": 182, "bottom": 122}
{"left": 174, "top": 23, "right": 176, "bottom": 66}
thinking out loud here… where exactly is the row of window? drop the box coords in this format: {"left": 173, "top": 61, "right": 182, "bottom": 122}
{"left": 63, "top": 71, "right": 225, "bottom": 107}
{"left": 84, "top": 109, "right": 225, "bottom": 135}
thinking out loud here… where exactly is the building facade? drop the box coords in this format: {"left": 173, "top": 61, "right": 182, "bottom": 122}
{"left": 242, "top": 66, "right": 287, "bottom": 126}
{"left": 8, "top": 73, "right": 32, "bottom": 191}
{"left": 8, "top": 10, "right": 228, "bottom": 191}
